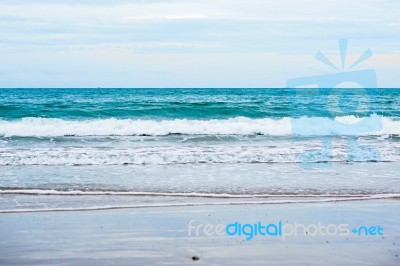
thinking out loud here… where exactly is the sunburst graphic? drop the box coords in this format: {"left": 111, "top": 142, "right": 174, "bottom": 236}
{"left": 286, "top": 39, "right": 377, "bottom": 89}
{"left": 315, "top": 39, "right": 373, "bottom": 71}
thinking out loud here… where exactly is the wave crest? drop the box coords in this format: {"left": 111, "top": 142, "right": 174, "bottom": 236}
{"left": 0, "top": 115, "right": 398, "bottom": 137}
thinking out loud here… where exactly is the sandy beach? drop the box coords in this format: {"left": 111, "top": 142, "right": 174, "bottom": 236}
{"left": 1, "top": 199, "right": 399, "bottom": 265}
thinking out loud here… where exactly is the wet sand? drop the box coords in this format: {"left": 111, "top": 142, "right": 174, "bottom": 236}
{"left": 0, "top": 199, "right": 399, "bottom": 265}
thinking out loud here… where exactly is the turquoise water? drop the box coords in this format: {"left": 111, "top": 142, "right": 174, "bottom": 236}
{"left": 0, "top": 88, "right": 399, "bottom": 212}
{"left": 0, "top": 88, "right": 399, "bottom": 119}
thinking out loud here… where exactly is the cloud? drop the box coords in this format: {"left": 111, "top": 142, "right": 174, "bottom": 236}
{"left": 0, "top": 0, "right": 399, "bottom": 87}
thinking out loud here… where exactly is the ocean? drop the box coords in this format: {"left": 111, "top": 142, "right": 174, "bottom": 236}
{"left": 0, "top": 88, "right": 399, "bottom": 212}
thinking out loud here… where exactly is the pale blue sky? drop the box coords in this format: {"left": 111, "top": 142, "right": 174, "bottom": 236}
{"left": 0, "top": 0, "right": 399, "bottom": 87}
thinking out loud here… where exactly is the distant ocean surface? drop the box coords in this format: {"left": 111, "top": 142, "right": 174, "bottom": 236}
{"left": 0, "top": 88, "right": 399, "bottom": 212}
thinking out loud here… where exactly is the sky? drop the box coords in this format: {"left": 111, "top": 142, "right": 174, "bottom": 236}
{"left": 0, "top": 0, "right": 399, "bottom": 88}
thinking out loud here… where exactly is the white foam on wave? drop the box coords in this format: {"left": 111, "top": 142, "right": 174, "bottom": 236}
{"left": 0, "top": 115, "right": 398, "bottom": 137}
{"left": 0, "top": 141, "right": 397, "bottom": 165}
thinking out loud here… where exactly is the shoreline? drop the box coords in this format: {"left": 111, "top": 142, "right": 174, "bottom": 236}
{"left": 0, "top": 195, "right": 399, "bottom": 214}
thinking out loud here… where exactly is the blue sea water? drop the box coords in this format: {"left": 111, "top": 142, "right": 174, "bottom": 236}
{"left": 0, "top": 88, "right": 399, "bottom": 212}
{"left": 0, "top": 88, "right": 399, "bottom": 119}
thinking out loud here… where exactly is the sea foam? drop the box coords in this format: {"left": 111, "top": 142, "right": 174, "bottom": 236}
{"left": 0, "top": 115, "right": 398, "bottom": 137}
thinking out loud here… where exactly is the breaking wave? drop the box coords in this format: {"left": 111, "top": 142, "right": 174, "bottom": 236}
{"left": 0, "top": 115, "right": 398, "bottom": 137}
